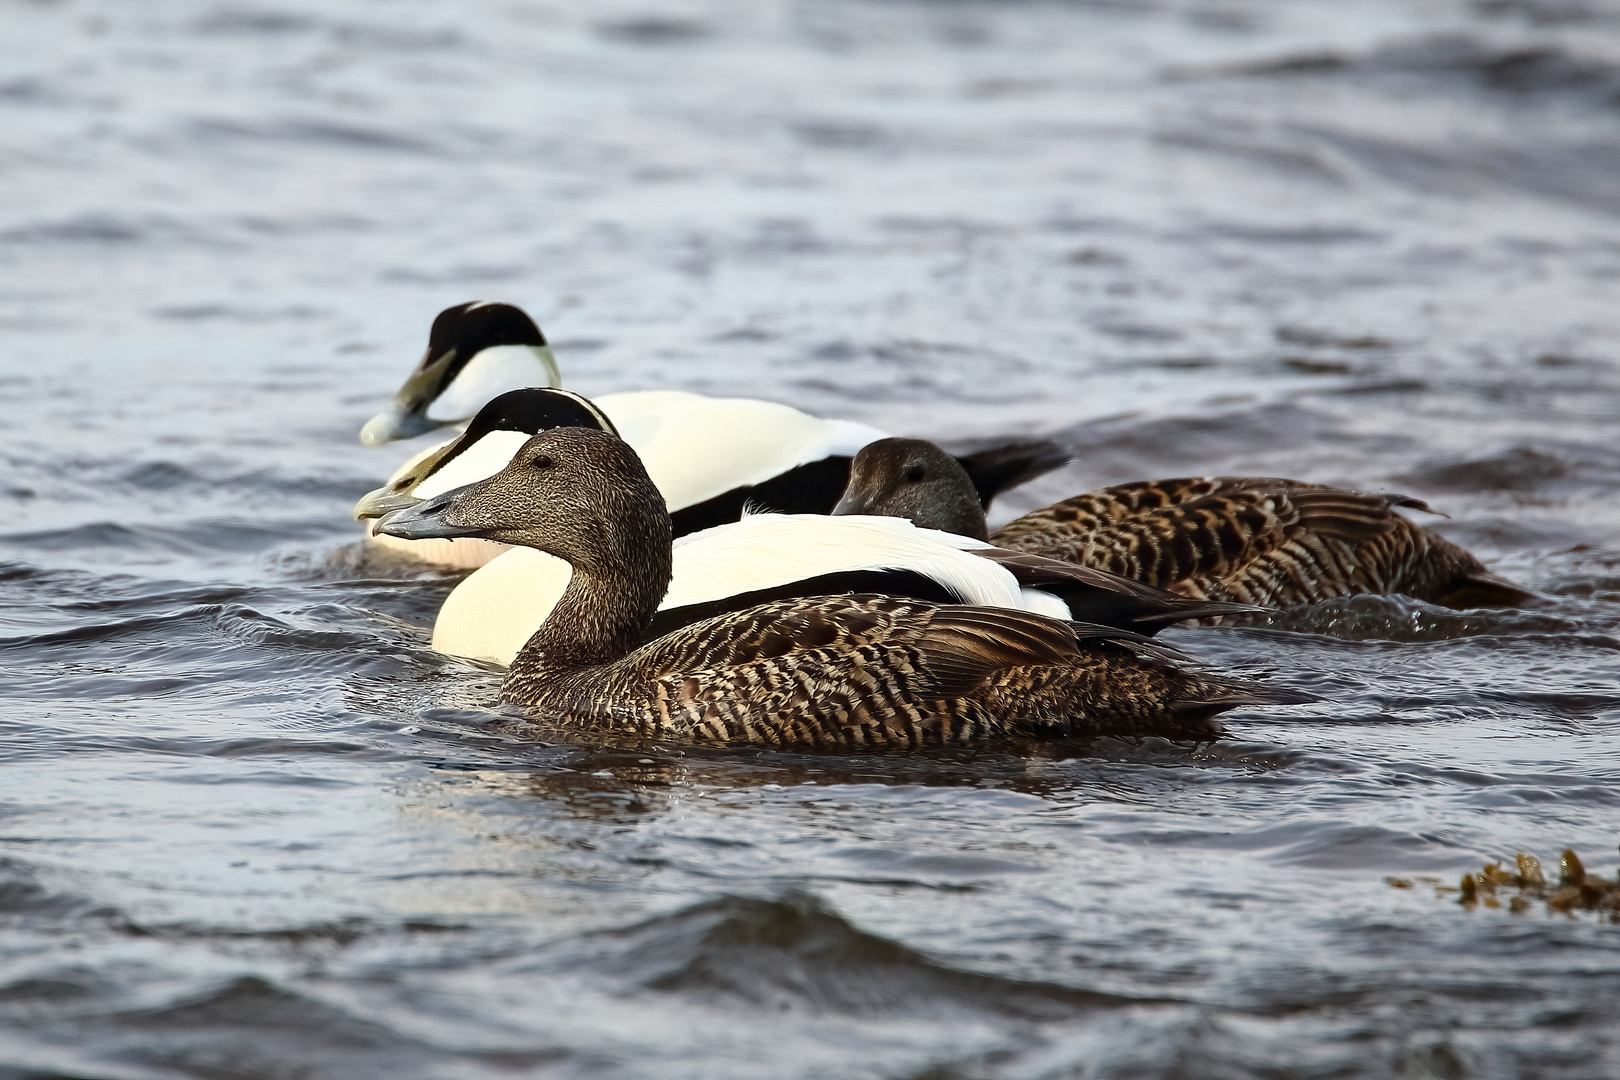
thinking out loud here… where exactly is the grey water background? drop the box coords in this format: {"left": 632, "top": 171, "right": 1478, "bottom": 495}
{"left": 3, "top": 0, "right": 1620, "bottom": 1076}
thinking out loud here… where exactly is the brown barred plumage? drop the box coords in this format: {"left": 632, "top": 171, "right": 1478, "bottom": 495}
{"left": 505, "top": 593, "right": 1275, "bottom": 747}
{"left": 835, "top": 440, "right": 1534, "bottom": 613}
{"left": 375, "top": 428, "right": 1312, "bottom": 748}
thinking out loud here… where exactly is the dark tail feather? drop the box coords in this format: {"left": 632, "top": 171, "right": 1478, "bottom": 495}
{"left": 975, "top": 547, "right": 1271, "bottom": 634}
{"left": 1064, "top": 620, "right": 1200, "bottom": 665}
{"left": 1391, "top": 494, "right": 1447, "bottom": 517}
{"left": 1045, "top": 588, "right": 1266, "bottom": 637}
{"left": 1129, "top": 598, "right": 1269, "bottom": 627}
{"left": 1163, "top": 678, "right": 1318, "bottom": 740}
{"left": 1435, "top": 570, "right": 1540, "bottom": 610}
{"left": 953, "top": 439, "right": 1072, "bottom": 509}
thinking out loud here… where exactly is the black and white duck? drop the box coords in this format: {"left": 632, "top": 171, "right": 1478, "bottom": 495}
{"left": 833, "top": 438, "right": 1535, "bottom": 613}
{"left": 359, "top": 390, "right": 1262, "bottom": 666}
{"left": 358, "top": 301, "right": 1068, "bottom": 568}
{"left": 373, "top": 427, "right": 1314, "bottom": 747}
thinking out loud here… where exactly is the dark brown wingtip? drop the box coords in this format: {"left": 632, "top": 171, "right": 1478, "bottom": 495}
{"left": 1386, "top": 492, "right": 1447, "bottom": 518}
{"left": 1064, "top": 621, "right": 1201, "bottom": 666}
{"left": 1436, "top": 570, "right": 1540, "bottom": 610}
{"left": 970, "top": 547, "right": 1162, "bottom": 597}
{"left": 953, "top": 439, "right": 1073, "bottom": 508}
{"left": 1129, "top": 599, "right": 1270, "bottom": 625}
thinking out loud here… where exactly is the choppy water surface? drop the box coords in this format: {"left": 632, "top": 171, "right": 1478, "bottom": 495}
{"left": 3, "top": 0, "right": 1620, "bottom": 1075}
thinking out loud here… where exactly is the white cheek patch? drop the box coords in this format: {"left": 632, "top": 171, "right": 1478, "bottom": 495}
{"left": 414, "top": 430, "right": 534, "bottom": 499}
{"left": 426, "top": 345, "right": 562, "bottom": 423}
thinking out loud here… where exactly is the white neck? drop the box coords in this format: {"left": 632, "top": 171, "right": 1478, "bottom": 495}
{"left": 426, "top": 345, "right": 562, "bottom": 423}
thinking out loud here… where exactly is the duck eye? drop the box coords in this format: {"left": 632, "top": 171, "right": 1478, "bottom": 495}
{"left": 530, "top": 454, "right": 555, "bottom": 470}
{"left": 903, "top": 466, "right": 926, "bottom": 483}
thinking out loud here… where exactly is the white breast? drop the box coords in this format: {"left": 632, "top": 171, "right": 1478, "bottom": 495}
{"left": 432, "top": 546, "right": 572, "bottom": 658}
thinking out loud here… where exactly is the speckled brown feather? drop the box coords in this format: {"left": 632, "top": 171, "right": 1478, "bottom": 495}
{"left": 505, "top": 592, "right": 1296, "bottom": 748}
{"left": 837, "top": 443, "right": 1536, "bottom": 612}
{"left": 989, "top": 476, "right": 1528, "bottom": 609}
{"left": 965, "top": 546, "right": 1265, "bottom": 626}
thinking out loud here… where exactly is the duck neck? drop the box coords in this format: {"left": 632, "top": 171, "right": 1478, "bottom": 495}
{"left": 929, "top": 492, "right": 989, "bottom": 541}
{"left": 896, "top": 482, "right": 988, "bottom": 540}
{"left": 511, "top": 506, "right": 673, "bottom": 677}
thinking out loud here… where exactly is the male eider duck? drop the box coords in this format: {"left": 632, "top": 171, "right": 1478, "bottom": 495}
{"left": 358, "top": 301, "right": 1069, "bottom": 568}
{"left": 833, "top": 438, "right": 1535, "bottom": 613}
{"left": 374, "top": 427, "right": 1313, "bottom": 747}
{"left": 360, "top": 390, "right": 1264, "bottom": 666}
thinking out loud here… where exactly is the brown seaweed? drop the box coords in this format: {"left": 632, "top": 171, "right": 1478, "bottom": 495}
{"left": 1401, "top": 847, "right": 1620, "bottom": 921}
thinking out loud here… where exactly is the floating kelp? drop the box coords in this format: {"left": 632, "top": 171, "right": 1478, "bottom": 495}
{"left": 1390, "top": 849, "right": 1620, "bottom": 920}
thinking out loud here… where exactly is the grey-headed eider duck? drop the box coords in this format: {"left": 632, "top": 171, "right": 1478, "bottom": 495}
{"left": 833, "top": 438, "right": 1536, "bottom": 613}
{"left": 374, "top": 427, "right": 1314, "bottom": 746}
{"left": 360, "top": 390, "right": 1262, "bottom": 666}
{"left": 358, "top": 301, "right": 1068, "bottom": 569}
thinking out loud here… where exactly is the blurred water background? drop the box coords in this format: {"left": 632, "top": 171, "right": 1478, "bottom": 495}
{"left": 2, "top": 0, "right": 1620, "bottom": 1076}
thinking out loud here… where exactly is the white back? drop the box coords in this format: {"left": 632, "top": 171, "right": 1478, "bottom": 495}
{"left": 661, "top": 514, "right": 1021, "bottom": 609}
{"left": 597, "top": 391, "right": 889, "bottom": 511}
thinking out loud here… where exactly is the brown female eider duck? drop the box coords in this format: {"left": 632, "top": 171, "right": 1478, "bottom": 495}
{"left": 832, "top": 438, "right": 1534, "bottom": 613}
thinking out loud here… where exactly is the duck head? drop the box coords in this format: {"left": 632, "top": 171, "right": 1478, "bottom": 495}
{"left": 374, "top": 427, "right": 671, "bottom": 576}
{"left": 359, "top": 301, "right": 563, "bottom": 446}
{"left": 833, "top": 438, "right": 990, "bottom": 541}
{"left": 352, "top": 388, "right": 616, "bottom": 520}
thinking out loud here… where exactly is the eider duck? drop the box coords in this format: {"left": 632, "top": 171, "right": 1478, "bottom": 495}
{"left": 358, "top": 301, "right": 1069, "bottom": 568}
{"left": 360, "top": 390, "right": 1261, "bottom": 665}
{"left": 374, "top": 427, "right": 1313, "bottom": 746}
{"left": 833, "top": 438, "right": 1535, "bottom": 613}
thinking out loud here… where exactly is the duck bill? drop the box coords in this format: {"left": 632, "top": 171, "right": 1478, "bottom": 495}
{"left": 374, "top": 492, "right": 489, "bottom": 541}
{"left": 358, "top": 349, "right": 458, "bottom": 447}
{"left": 352, "top": 438, "right": 467, "bottom": 520}
{"left": 831, "top": 492, "right": 872, "bottom": 517}
{"left": 352, "top": 486, "right": 425, "bottom": 521}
